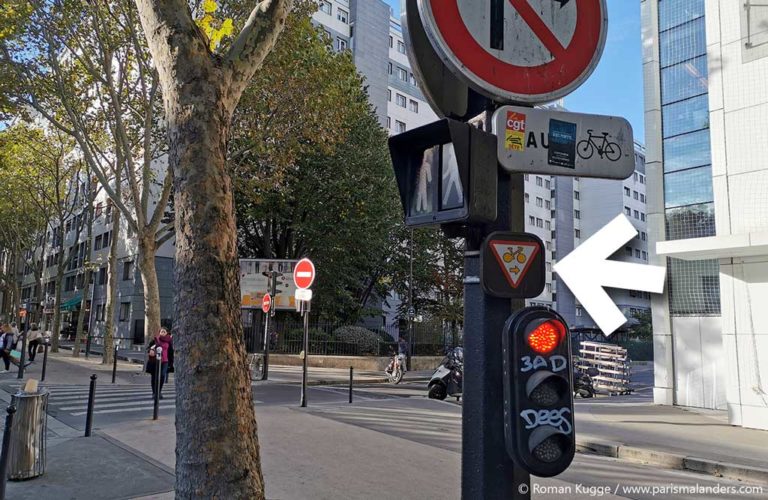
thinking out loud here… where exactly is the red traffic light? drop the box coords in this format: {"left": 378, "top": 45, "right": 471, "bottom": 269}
{"left": 527, "top": 320, "right": 566, "bottom": 354}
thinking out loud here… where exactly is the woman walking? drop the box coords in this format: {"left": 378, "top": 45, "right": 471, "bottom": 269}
{"left": 146, "top": 328, "right": 173, "bottom": 399}
{"left": 27, "top": 323, "right": 43, "bottom": 362}
{"left": 1, "top": 325, "right": 14, "bottom": 373}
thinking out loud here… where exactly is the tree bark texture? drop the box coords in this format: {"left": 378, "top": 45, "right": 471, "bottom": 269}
{"left": 102, "top": 209, "right": 121, "bottom": 364}
{"left": 138, "top": 236, "right": 161, "bottom": 342}
{"left": 133, "top": 0, "right": 292, "bottom": 496}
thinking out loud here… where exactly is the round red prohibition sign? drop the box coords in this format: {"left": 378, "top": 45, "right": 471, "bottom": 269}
{"left": 293, "top": 258, "right": 316, "bottom": 290}
{"left": 418, "top": 0, "right": 607, "bottom": 104}
{"left": 262, "top": 293, "right": 272, "bottom": 314}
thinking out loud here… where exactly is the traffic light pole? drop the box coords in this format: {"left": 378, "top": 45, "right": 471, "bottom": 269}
{"left": 262, "top": 272, "right": 278, "bottom": 381}
{"left": 462, "top": 148, "right": 530, "bottom": 498}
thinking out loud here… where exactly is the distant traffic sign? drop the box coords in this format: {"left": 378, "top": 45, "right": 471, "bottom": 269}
{"left": 293, "top": 258, "right": 316, "bottom": 290}
{"left": 262, "top": 293, "right": 272, "bottom": 314}
{"left": 481, "top": 232, "right": 545, "bottom": 298}
{"left": 418, "top": 0, "right": 607, "bottom": 104}
{"left": 493, "top": 105, "right": 635, "bottom": 179}
{"left": 294, "top": 288, "right": 313, "bottom": 302}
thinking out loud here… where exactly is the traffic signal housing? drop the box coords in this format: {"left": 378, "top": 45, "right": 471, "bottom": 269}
{"left": 502, "top": 306, "right": 575, "bottom": 477}
{"left": 388, "top": 118, "right": 497, "bottom": 229}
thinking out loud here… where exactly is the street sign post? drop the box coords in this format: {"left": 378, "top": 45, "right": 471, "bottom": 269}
{"left": 417, "top": 0, "right": 607, "bottom": 104}
{"left": 493, "top": 105, "right": 635, "bottom": 179}
{"left": 481, "top": 232, "right": 545, "bottom": 298}
{"left": 261, "top": 293, "right": 271, "bottom": 314}
{"left": 293, "top": 258, "right": 316, "bottom": 290}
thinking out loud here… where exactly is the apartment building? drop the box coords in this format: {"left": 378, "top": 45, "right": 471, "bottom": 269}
{"left": 557, "top": 145, "right": 651, "bottom": 329}
{"left": 643, "top": 0, "right": 768, "bottom": 430}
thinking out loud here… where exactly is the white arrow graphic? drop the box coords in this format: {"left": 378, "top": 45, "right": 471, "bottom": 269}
{"left": 554, "top": 214, "right": 666, "bottom": 336}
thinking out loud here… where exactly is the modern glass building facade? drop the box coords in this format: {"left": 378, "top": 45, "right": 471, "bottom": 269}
{"left": 657, "top": 0, "right": 720, "bottom": 316}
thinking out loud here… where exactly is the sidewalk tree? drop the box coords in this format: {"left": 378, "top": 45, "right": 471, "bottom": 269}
{"left": 234, "top": 5, "right": 400, "bottom": 322}
{"left": 130, "top": 0, "right": 292, "bottom": 496}
{"left": 0, "top": 0, "right": 174, "bottom": 345}
{"left": 72, "top": 175, "right": 99, "bottom": 358}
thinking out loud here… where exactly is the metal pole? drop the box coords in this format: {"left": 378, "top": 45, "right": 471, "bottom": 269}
{"left": 461, "top": 128, "right": 530, "bottom": 500}
{"left": 41, "top": 341, "right": 49, "bottom": 382}
{"left": 300, "top": 304, "right": 308, "bottom": 408}
{"left": 85, "top": 374, "right": 97, "bottom": 437}
{"left": 349, "top": 366, "right": 353, "bottom": 404}
{"left": 153, "top": 347, "right": 162, "bottom": 420}
{"left": 0, "top": 405, "right": 17, "bottom": 500}
{"left": 263, "top": 272, "right": 276, "bottom": 381}
{"left": 407, "top": 228, "right": 413, "bottom": 371}
{"left": 111, "top": 345, "right": 118, "bottom": 384}
{"left": 17, "top": 324, "right": 27, "bottom": 379}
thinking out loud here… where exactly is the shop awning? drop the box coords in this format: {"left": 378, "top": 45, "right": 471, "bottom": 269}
{"left": 60, "top": 294, "right": 83, "bottom": 311}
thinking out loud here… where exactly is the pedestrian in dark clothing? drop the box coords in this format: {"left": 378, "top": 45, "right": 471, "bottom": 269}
{"left": 27, "top": 324, "right": 43, "bottom": 362}
{"left": 1, "top": 324, "right": 14, "bottom": 372}
{"left": 146, "top": 328, "right": 173, "bottom": 399}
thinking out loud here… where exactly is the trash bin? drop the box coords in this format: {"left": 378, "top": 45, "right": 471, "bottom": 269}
{"left": 7, "top": 390, "right": 48, "bottom": 480}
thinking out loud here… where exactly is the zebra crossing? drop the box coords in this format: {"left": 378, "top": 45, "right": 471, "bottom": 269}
{"left": 42, "top": 384, "right": 177, "bottom": 418}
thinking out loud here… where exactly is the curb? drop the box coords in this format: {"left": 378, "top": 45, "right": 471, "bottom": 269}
{"left": 576, "top": 437, "right": 768, "bottom": 486}
{"left": 58, "top": 344, "right": 145, "bottom": 365}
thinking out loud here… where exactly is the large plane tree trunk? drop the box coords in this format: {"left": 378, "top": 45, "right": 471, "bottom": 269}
{"left": 137, "top": 235, "right": 161, "bottom": 342}
{"left": 102, "top": 210, "right": 120, "bottom": 365}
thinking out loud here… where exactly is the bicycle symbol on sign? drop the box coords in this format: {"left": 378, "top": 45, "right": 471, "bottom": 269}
{"left": 577, "top": 129, "right": 622, "bottom": 161}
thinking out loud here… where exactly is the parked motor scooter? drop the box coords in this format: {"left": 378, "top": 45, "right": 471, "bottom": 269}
{"left": 574, "top": 366, "right": 597, "bottom": 398}
{"left": 428, "top": 347, "right": 463, "bottom": 401}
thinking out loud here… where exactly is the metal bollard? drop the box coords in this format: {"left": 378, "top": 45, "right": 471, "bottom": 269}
{"left": 349, "top": 367, "right": 353, "bottom": 404}
{"left": 17, "top": 333, "right": 27, "bottom": 379}
{"left": 153, "top": 347, "right": 163, "bottom": 420}
{"left": 0, "top": 405, "right": 17, "bottom": 500}
{"left": 111, "top": 345, "right": 118, "bottom": 384}
{"left": 41, "top": 342, "right": 49, "bottom": 382}
{"left": 85, "top": 374, "right": 97, "bottom": 437}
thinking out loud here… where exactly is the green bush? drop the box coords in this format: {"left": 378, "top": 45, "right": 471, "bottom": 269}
{"left": 332, "top": 325, "right": 381, "bottom": 354}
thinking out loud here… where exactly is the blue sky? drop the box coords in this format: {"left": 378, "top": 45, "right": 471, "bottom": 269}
{"left": 386, "top": 0, "right": 645, "bottom": 143}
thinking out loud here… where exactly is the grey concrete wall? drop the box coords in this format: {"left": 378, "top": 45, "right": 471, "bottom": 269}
{"left": 554, "top": 176, "right": 576, "bottom": 327}
{"left": 351, "top": 0, "right": 390, "bottom": 127}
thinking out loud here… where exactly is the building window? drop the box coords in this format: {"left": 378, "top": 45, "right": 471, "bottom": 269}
{"left": 396, "top": 93, "right": 406, "bottom": 107}
{"left": 98, "top": 267, "right": 107, "bottom": 285}
{"left": 545, "top": 179, "right": 551, "bottom": 189}
{"left": 574, "top": 210, "right": 580, "bottom": 219}
{"left": 388, "top": 62, "right": 393, "bottom": 75}
{"left": 625, "top": 206, "right": 631, "bottom": 216}
{"left": 575, "top": 229, "right": 581, "bottom": 238}
{"left": 633, "top": 172, "right": 638, "bottom": 182}
{"left": 545, "top": 200, "right": 551, "bottom": 209}
{"left": 641, "top": 231, "right": 647, "bottom": 241}
{"left": 576, "top": 307, "right": 582, "bottom": 317}
{"left": 640, "top": 193, "right": 646, "bottom": 203}
{"left": 642, "top": 251, "right": 648, "bottom": 260}
{"left": 545, "top": 220, "right": 551, "bottom": 230}
{"left": 119, "top": 302, "right": 131, "bottom": 322}
{"left": 536, "top": 218, "right": 543, "bottom": 228}
{"left": 633, "top": 191, "right": 639, "bottom": 200}
{"left": 574, "top": 191, "right": 580, "bottom": 200}
{"left": 395, "top": 121, "right": 406, "bottom": 133}
{"left": 529, "top": 216, "right": 535, "bottom": 225}
{"left": 397, "top": 67, "right": 408, "bottom": 81}
{"left": 94, "top": 235, "right": 102, "bottom": 251}
{"left": 389, "top": 35, "right": 393, "bottom": 48}
{"left": 641, "top": 213, "right": 646, "bottom": 222}
{"left": 524, "top": 174, "right": 529, "bottom": 181}
{"left": 387, "top": 116, "right": 391, "bottom": 129}
{"left": 387, "top": 89, "right": 391, "bottom": 101}
{"left": 397, "top": 40, "right": 406, "bottom": 54}
{"left": 624, "top": 187, "right": 631, "bottom": 197}
{"left": 546, "top": 241, "right": 551, "bottom": 250}
{"left": 635, "top": 249, "right": 641, "bottom": 258}
{"left": 336, "top": 38, "right": 347, "bottom": 51}
{"left": 122, "top": 261, "right": 133, "bottom": 281}
{"left": 535, "top": 197, "right": 543, "bottom": 207}
{"left": 409, "top": 100, "right": 418, "bottom": 113}
{"left": 524, "top": 193, "right": 529, "bottom": 203}
{"left": 625, "top": 247, "right": 633, "bottom": 257}
{"left": 319, "top": 0, "right": 331, "bottom": 15}
{"left": 634, "top": 210, "right": 640, "bottom": 219}
{"left": 337, "top": 8, "right": 348, "bottom": 23}
{"left": 535, "top": 176, "right": 543, "bottom": 187}
{"left": 546, "top": 262, "right": 552, "bottom": 272}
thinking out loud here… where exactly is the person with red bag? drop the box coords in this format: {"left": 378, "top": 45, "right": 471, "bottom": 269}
{"left": 146, "top": 328, "right": 173, "bottom": 399}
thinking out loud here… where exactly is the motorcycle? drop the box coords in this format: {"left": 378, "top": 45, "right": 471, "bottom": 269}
{"left": 385, "top": 352, "right": 406, "bottom": 384}
{"left": 428, "top": 347, "right": 463, "bottom": 401}
{"left": 574, "top": 366, "right": 597, "bottom": 398}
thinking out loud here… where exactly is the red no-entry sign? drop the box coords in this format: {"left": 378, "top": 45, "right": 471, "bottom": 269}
{"left": 293, "top": 258, "right": 316, "bottom": 290}
{"left": 262, "top": 293, "right": 271, "bottom": 314}
{"left": 418, "top": 0, "right": 607, "bottom": 104}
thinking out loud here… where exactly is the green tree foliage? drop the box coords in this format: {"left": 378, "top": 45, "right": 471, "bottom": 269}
{"left": 233, "top": 3, "right": 400, "bottom": 322}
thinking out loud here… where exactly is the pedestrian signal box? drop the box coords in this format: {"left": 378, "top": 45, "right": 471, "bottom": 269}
{"left": 388, "top": 118, "right": 497, "bottom": 228}
{"left": 502, "top": 307, "right": 575, "bottom": 477}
